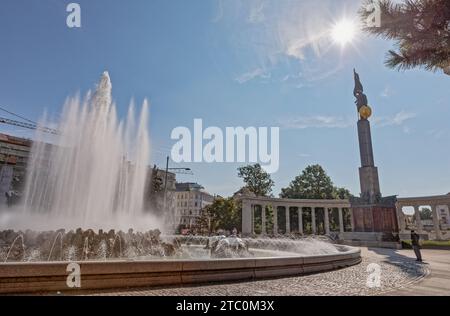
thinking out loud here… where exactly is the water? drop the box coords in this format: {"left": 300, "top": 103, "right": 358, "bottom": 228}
{"left": 1, "top": 72, "right": 160, "bottom": 231}
{"left": 4, "top": 234, "right": 24, "bottom": 263}
{"left": 0, "top": 72, "right": 345, "bottom": 263}
{"left": 47, "top": 231, "right": 63, "bottom": 261}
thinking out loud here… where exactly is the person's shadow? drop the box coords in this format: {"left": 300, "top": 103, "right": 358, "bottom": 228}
{"left": 367, "top": 247, "right": 429, "bottom": 279}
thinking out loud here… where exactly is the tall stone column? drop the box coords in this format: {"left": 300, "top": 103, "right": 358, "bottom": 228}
{"left": 298, "top": 208, "right": 304, "bottom": 235}
{"left": 261, "top": 204, "right": 267, "bottom": 235}
{"left": 286, "top": 207, "right": 291, "bottom": 234}
{"left": 311, "top": 208, "right": 317, "bottom": 235}
{"left": 338, "top": 207, "right": 344, "bottom": 233}
{"left": 324, "top": 207, "right": 330, "bottom": 235}
{"left": 414, "top": 205, "right": 423, "bottom": 232}
{"left": 350, "top": 70, "right": 398, "bottom": 234}
{"left": 432, "top": 205, "right": 442, "bottom": 240}
{"left": 273, "top": 206, "right": 278, "bottom": 235}
{"left": 241, "top": 200, "right": 253, "bottom": 235}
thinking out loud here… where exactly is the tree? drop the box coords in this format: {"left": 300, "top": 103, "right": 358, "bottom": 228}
{"left": 360, "top": 0, "right": 450, "bottom": 75}
{"left": 280, "top": 165, "right": 353, "bottom": 200}
{"left": 333, "top": 187, "right": 353, "bottom": 200}
{"left": 237, "top": 164, "right": 274, "bottom": 197}
{"left": 203, "top": 197, "right": 242, "bottom": 233}
{"left": 195, "top": 209, "right": 211, "bottom": 235}
{"left": 420, "top": 207, "right": 433, "bottom": 220}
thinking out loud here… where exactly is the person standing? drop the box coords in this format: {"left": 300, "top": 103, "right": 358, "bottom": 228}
{"left": 411, "top": 230, "right": 423, "bottom": 262}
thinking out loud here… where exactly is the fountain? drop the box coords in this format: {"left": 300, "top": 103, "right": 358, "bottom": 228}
{"left": 0, "top": 72, "right": 361, "bottom": 294}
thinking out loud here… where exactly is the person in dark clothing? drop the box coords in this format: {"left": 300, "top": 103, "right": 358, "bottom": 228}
{"left": 411, "top": 230, "right": 423, "bottom": 262}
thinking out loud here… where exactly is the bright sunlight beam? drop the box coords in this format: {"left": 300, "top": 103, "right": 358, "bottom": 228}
{"left": 331, "top": 19, "right": 357, "bottom": 47}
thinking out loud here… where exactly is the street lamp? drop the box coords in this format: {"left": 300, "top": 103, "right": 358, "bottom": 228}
{"left": 162, "top": 156, "right": 192, "bottom": 223}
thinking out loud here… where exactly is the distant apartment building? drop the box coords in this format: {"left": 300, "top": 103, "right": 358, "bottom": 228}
{"left": 175, "top": 183, "right": 214, "bottom": 228}
{"left": 0, "top": 133, "right": 32, "bottom": 205}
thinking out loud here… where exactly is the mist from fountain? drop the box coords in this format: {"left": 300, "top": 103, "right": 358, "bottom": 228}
{"left": 0, "top": 72, "right": 162, "bottom": 232}
{"left": 0, "top": 72, "right": 348, "bottom": 264}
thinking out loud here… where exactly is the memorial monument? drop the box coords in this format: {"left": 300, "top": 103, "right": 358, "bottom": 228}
{"left": 350, "top": 69, "right": 399, "bottom": 233}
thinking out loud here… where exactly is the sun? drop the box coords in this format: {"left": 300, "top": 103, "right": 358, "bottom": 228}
{"left": 331, "top": 19, "right": 357, "bottom": 46}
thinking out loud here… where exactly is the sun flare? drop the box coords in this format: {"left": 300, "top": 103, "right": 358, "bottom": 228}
{"left": 331, "top": 19, "right": 357, "bottom": 46}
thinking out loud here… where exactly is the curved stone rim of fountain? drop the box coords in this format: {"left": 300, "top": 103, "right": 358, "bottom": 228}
{"left": 0, "top": 245, "right": 361, "bottom": 294}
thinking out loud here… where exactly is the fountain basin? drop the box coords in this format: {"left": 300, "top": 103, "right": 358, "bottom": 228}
{"left": 0, "top": 245, "right": 361, "bottom": 294}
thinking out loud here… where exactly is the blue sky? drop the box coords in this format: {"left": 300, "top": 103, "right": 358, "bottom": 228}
{"left": 0, "top": 0, "right": 449, "bottom": 198}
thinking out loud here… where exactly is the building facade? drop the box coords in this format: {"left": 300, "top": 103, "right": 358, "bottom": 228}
{"left": 0, "top": 133, "right": 31, "bottom": 206}
{"left": 175, "top": 183, "right": 214, "bottom": 229}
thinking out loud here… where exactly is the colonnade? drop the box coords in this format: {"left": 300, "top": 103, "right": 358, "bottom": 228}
{"left": 397, "top": 195, "right": 450, "bottom": 240}
{"left": 241, "top": 197, "right": 352, "bottom": 236}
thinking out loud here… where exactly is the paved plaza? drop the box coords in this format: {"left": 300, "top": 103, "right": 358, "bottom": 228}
{"left": 83, "top": 248, "right": 450, "bottom": 296}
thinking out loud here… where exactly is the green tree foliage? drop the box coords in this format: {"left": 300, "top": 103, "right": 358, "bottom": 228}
{"left": 194, "top": 210, "right": 211, "bottom": 235}
{"left": 420, "top": 207, "right": 433, "bottom": 220}
{"left": 202, "top": 197, "right": 242, "bottom": 232}
{"left": 237, "top": 164, "right": 275, "bottom": 197}
{"left": 360, "top": 0, "right": 450, "bottom": 75}
{"left": 333, "top": 187, "right": 353, "bottom": 200}
{"left": 280, "top": 165, "right": 353, "bottom": 200}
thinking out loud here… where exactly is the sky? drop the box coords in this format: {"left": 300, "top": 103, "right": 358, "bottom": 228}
{"left": 0, "top": 0, "right": 449, "bottom": 198}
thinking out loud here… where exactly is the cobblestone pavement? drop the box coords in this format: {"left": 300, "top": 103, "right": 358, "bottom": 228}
{"left": 87, "top": 247, "right": 429, "bottom": 296}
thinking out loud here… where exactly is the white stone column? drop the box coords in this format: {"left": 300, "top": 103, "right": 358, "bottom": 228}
{"left": 273, "top": 206, "right": 278, "bottom": 235}
{"left": 311, "top": 208, "right": 317, "bottom": 235}
{"left": 432, "top": 205, "right": 442, "bottom": 240}
{"left": 324, "top": 207, "right": 330, "bottom": 235}
{"left": 414, "top": 205, "right": 423, "bottom": 232}
{"left": 338, "top": 207, "right": 344, "bottom": 233}
{"left": 298, "top": 208, "right": 303, "bottom": 235}
{"left": 252, "top": 205, "right": 255, "bottom": 234}
{"left": 241, "top": 200, "right": 253, "bottom": 235}
{"left": 261, "top": 204, "right": 267, "bottom": 235}
{"left": 286, "top": 207, "right": 291, "bottom": 234}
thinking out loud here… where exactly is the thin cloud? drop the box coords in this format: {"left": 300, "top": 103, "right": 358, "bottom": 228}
{"left": 235, "top": 68, "right": 271, "bottom": 84}
{"left": 373, "top": 111, "right": 417, "bottom": 127}
{"left": 427, "top": 129, "right": 448, "bottom": 139}
{"left": 280, "top": 111, "right": 417, "bottom": 130}
{"left": 280, "top": 116, "right": 353, "bottom": 129}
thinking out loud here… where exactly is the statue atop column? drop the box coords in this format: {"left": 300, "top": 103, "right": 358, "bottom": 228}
{"left": 353, "top": 69, "right": 372, "bottom": 120}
